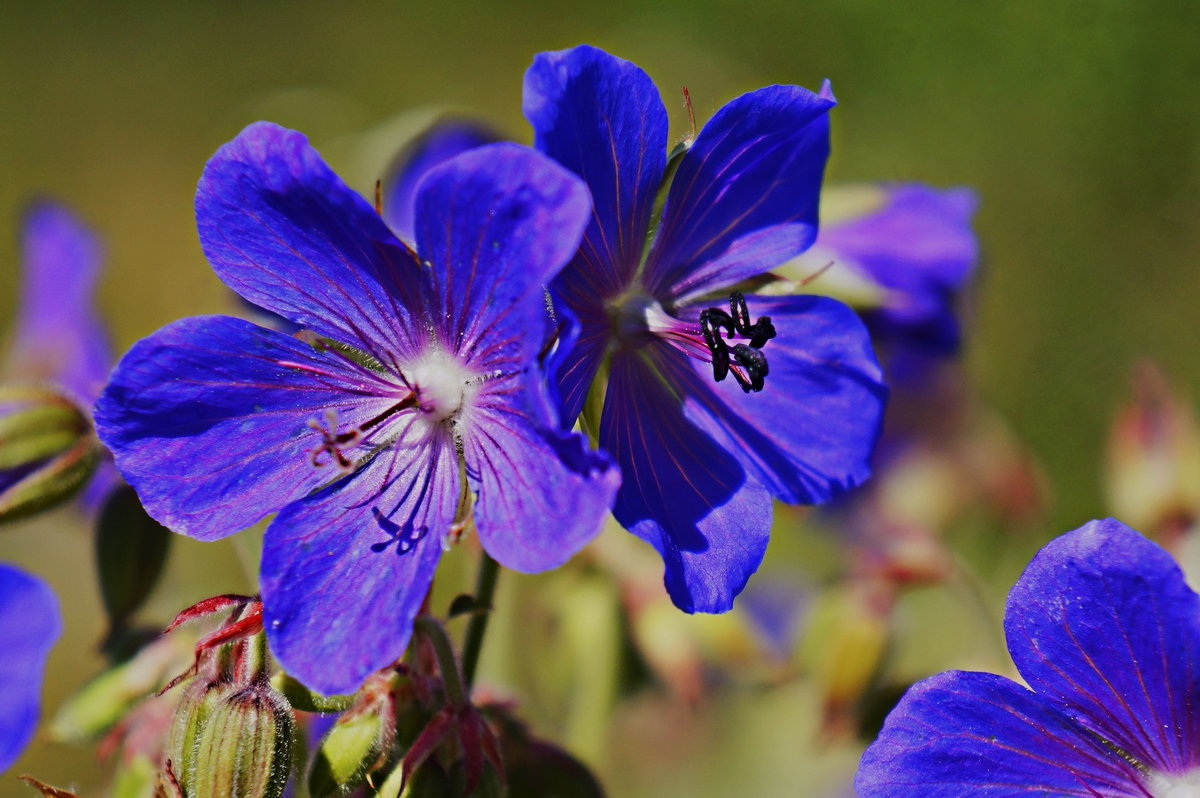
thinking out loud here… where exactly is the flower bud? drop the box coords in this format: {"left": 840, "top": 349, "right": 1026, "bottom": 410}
{"left": 0, "top": 384, "right": 98, "bottom": 522}
{"left": 1107, "top": 361, "right": 1200, "bottom": 542}
{"left": 165, "top": 678, "right": 238, "bottom": 796}
{"left": 812, "top": 582, "right": 892, "bottom": 741}
{"left": 188, "top": 680, "right": 294, "bottom": 798}
{"left": 307, "top": 673, "right": 399, "bottom": 797}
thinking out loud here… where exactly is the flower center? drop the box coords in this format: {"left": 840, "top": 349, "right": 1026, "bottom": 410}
{"left": 303, "top": 347, "right": 481, "bottom": 475}
{"left": 1147, "top": 769, "right": 1200, "bottom": 798}
{"left": 407, "top": 348, "right": 481, "bottom": 425}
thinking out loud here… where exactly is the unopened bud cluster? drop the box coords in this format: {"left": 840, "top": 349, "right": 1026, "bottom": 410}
{"left": 159, "top": 601, "right": 295, "bottom": 798}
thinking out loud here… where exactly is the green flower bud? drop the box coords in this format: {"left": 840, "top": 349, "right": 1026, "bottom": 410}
{"left": 307, "top": 672, "right": 399, "bottom": 797}
{"left": 0, "top": 384, "right": 98, "bottom": 522}
{"left": 165, "top": 679, "right": 239, "bottom": 796}
{"left": 190, "top": 680, "right": 295, "bottom": 798}
{"left": 308, "top": 709, "right": 390, "bottom": 797}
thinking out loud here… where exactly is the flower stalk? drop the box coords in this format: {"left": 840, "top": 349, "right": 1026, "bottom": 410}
{"left": 460, "top": 552, "right": 500, "bottom": 691}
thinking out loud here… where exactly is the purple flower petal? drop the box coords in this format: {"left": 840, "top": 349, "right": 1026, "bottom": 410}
{"left": 96, "top": 315, "right": 411, "bottom": 540}
{"left": 541, "top": 297, "right": 608, "bottom": 428}
{"left": 382, "top": 118, "right": 500, "bottom": 243}
{"left": 644, "top": 83, "right": 836, "bottom": 303}
{"left": 525, "top": 45, "right": 668, "bottom": 298}
{"left": 856, "top": 670, "right": 1149, "bottom": 797}
{"left": 0, "top": 564, "right": 60, "bottom": 773}
{"left": 5, "top": 201, "right": 111, "bottom": 404}
{"left": 1004, "top": 518, "right": 1200, "bottom": 775}
{"left": 196, "top": 121, "right": 430, "bottom": 362}
{"left": 679, "top": 294, "right": 885, "bottom": 504}
{"left": 261, "top": 438, "right": 460, "bottom": 695}
{"left": 464, "top": 375, "right": 619, "bottom": 572}
{"left": 818, "top": 184, "right": 978, "bottom": 300}
{"left": 601, "top": 346, "right": 772, "bottom": 613}
{"left": 413, "top": 143, "right": 591, "bottom": 365}
{"left": 813, "top": 183, "right": 979, "bottom": 357}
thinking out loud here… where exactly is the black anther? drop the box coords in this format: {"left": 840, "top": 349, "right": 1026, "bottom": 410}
{"left": 731, "top": 344, "right": 769, "bottom": 393}
{"left": 699, "top": 292, "right": 777, "bottom": 391}
{"left": 730, "top": 292, "right": 752, "bottom": 330}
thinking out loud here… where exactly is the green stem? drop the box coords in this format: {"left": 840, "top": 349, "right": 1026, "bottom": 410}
{"left": 460, "top": 551, "right": 500, "bottom": 691}
{"left": 414, "top": 616, "right": 467, "bottom": 707}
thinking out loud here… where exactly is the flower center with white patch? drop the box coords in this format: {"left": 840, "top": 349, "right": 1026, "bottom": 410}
{"left": 408, "top": 348, "right": 480, "bottom": 426}
{"left": 1147, "top": 769, "right": 1200, "bottom": 797}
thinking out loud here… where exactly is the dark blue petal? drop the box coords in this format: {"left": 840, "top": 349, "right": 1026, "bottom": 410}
{"left": 601, "top": 346, "right": 771, "bottom": 613}
{"left": 381, "top": 118, "right": 500, "bottom": 243}
{"left": 526, "top": 45, "right": 667, "bottom": 298}
{"left": 679, "top": 294, "right": 885, "bottom": 505}
{"left": 544, "top": 290, "right": 608, "bottom": 426}
{"left": 196, "top": 121, "right": 431, "bottom": 362}
{"left": 5, "top": 201, "right": 111, "bottom": 405}
{"left": 857, "top": 671, "right": 1148, "bottom": 797}
{"left": 0, "top": 564, "right": 60, "bottom": 773}
{"left": 644, "top": 83, "right": 836, "bottom": 303}
{"left": 261, "top": 437, "right": 459, "bottom": 694}
{"left": 1005, "top": 518, "right": 1200, "bottom": 774}
{"left": 414, "top": 143, "right": 591, "bottom": 365}
{"left": 95, "top": 315, "right": 409, "bottom": 541}
{"left": 464, "top": 374, "right": 618, "bottom": 572}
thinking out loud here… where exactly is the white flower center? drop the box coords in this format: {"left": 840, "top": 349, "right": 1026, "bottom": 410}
{"left": 1147, "top": 769, "right": 1200, "bottom": 798}
{"left": 408, "top": 348, "right": 480, "bottom": 426}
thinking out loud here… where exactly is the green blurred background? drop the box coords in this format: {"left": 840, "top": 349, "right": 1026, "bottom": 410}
{"left": 2, "top": 1, "right": 1199, "bottom": 795}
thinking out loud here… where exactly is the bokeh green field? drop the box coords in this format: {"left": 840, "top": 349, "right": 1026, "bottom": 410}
{"left": 2, "top": 1, "right": 1198, "bottom": 795}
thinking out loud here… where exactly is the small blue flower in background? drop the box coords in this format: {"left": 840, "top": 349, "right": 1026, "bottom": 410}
{"left": 4, "top": 201, "right": 112, "bottom": 405}
{"left": 0, "top": 564, "right": 61, "bottom": 772}
{"left": 95, "top": 122, "right": 619, "bottom": 694}
{"left": 781, "top": 183, "right": 979, "bottom": 384}
{"left": 380, "top": 118, "right": 499, "bottom": 244}
{"left": 3, "top": 201, "right": 120, "bottom": 510}
{"left": 523, "top": 45, "right": 886, "bottom": 614}
{"left": 856, "top": 518, "right": 1200, "bottom": 797}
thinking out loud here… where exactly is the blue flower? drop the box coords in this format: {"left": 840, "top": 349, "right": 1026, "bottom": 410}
{"left": 5, "top": 201, "right": 112, "bottom": 405}
{"left": 380, "top": 117, "right": 499, "bottom": 244}
{"left": 780, "top": 182, "right": 979, "bottom": 397}
{"left": 0, "top": 564, "right": 61, "bottom": 772}
{"left": 523, "top": 45, "right": 887, "bottom": 613}
{"left": 95, "top": 122, "right": 619, "bottom": 694}
{"left": 856, "top": 518, "right": 1200, "bottom": 797}
{"left": 2, "top": 201, "right": 120, "bottom": 511}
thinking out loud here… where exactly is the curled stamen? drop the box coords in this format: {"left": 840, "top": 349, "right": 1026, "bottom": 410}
{"left": 699, "top": 308, "right": 733, "bottom": 382}
{"left": 700, "top": 292, "right": 777, "bottom": 393}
